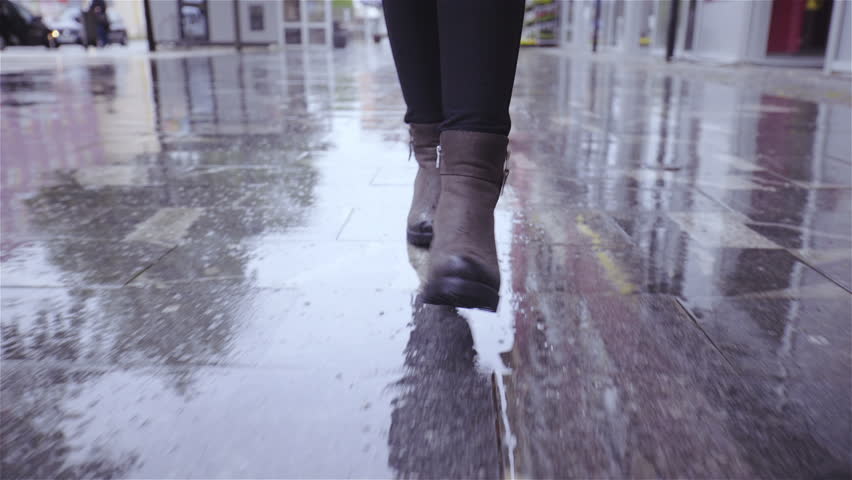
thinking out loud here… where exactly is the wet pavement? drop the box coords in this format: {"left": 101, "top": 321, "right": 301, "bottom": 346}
{"left": 1, "top": 44, "right": 850, "bottom": 479}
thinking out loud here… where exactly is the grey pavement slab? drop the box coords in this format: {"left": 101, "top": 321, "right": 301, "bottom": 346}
{"left": 0, "top": 239, "right": 172, "bottom": 287}
{"left": 1, "top": 285, "right": 501, "bottom": 478}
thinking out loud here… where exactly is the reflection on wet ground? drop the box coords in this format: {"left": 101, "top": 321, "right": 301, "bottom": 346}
{"left": 1, "top": 44, "right": 850, "bottom": 478}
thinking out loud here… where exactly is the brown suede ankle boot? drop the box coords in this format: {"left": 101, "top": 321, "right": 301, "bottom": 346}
{"left": 422, "top": 130, "right": 509, "bottom": 312}
{"left": 406, "top": 123, "right": 442, "bottom": 247}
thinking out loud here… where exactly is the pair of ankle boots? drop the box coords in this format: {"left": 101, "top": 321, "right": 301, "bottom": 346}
{"left": 406, "top": 123, "right": 508, "bottom": 312}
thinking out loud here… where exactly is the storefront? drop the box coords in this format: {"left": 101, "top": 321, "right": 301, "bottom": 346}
{"left": 558, "top": 0, "right": 851, "bottom": 74}
{"left": 559, "top": 0, "right": 674, "bottom": 54}
{"left": 682, "top": 0, "right": 850, "bottom": 73}
{"left": 147, "top": 0, "right": 333, "bottom": 48}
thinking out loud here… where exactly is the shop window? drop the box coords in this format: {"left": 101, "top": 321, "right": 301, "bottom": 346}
{"left": 307, "top": 1, "right": 325, "bottom": 22}
{"left": 250, "top": 5, "right": 264, "bottom": 31}
{"left": 309, "top": 27, "right": 326, "bottom": 44}
{"left": 284, "top": 0, "right": 300, "bottom": 21}
{"left": 285, "top": 27, "right": 302, "bottom": 44}
{"left": 179, "top": 0, "right": 209, "bottom": 42}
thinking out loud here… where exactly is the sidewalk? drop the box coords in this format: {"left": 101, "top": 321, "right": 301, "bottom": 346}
{"left": 544, "top": 46, "right": 852, "bottom": 105}
{"left": 1, "top": 42, "right": 850, "bottom": 478}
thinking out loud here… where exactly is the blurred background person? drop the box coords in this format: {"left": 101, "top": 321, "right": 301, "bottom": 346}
{"left": 89, "top": 0, "right": 108, "bottom": 47}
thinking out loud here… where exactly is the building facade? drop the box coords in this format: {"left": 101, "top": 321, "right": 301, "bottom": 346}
{"left": 559, "top": 0, "right": 851, "bottom": 74}
{"left": 147, "top": 0, "right": 332, "bottom": 48}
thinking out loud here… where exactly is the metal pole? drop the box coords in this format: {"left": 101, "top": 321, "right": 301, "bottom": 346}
{"left": 143, "top": 0, "right": 156, "bottom": 52}
{"left": 823, "top": 0, "right": 844, "bottom": 73}
{"left": 665, "top": 0, "right": 681, "bottom": 62}
{"left": 233, "top": 0, "right": 242, "bottom": 50}
{"left": 592, "top": 0, "right": 601, "bottom": 53}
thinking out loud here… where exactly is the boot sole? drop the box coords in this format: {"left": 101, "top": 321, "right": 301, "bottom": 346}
{"left": 422, "top": 276, "right": 499, "bottom": 312}
{"left": 406, "top": 229, "right": 433, "bottom": 248}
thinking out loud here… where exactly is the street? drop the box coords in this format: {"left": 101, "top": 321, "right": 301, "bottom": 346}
{"left": 1, "top": 43, "right": 850, "bottom": 478}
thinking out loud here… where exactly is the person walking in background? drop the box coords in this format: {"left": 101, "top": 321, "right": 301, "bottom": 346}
{"left": 90, "top": 0, "right": 108, "bottom": 47}
{"left": 384, "top": 1, "right": 525, "bottom": 311}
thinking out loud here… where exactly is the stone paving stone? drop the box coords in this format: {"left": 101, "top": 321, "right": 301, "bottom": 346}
{"left": 71, "top": 165, "right": 158, "bottom": 188}
{"left": 131, "top": 239, "right": 420, "bottom": 291}
{"left": 745, "top": 215, "right": 852, "bottom": 251}
{"left": 505, "top": 294, "right": 733, "bottom": 377}
{"left": 500, "top": 293, "right": 742, "bottom": 477}
{"left": 608, "top": 212, "right": 846, "bottom": 297}
{"left": 506, "top": 169, "right": 729, "bottom": 213}
{"left": 507, "top": 208, "right": 633, "bottom": 247}
{"left": 746, "top": 216, "right": 852, "bottom": 291}
{"left": 513, "top": 241, "right": 851, "bottom": 298}
{"left": 78, "top": 204, "right": 344, "bottom": 243}
{"left": 680, "top": 297, "right": 851, "bottom": 378}
{"left": 0, "top": 283, "right": 259, "bottom": 365}
{"left": 500, "top": 293, "right": 849, "bottom": 479}
{"left": 155, "top": 164, "right": 298, "bottom": 188}
{"left": 502, "top": 368, "right": 848, "bottom": 479}
{"left": 700, "top": 182, "right": 852, "bottom": 224}
{"left": 679, "top": 297, "right": 852, "bottom": 465}
{"left": 502, "top": 369, "right": 760, "bottom": 478}
{"left": 695, "top": 182, "right": 852, "bottom": 291}
{"left": 34, "top": 184, "right": 176, "bottom": 209}
{"left": 138, "top": 143, "right": 326, "bottom": 167}
{"left": 0, "top": 239, "right": 171, "bottom": 287}
{"left": 0, "top": 287, "right": 502, "bottom": 478}
{"left": 370, "top": 163, "right": 419, "bottom": 186}
{"left": 0, "top": 362, "right": 397, "bottom": 478}
{"left": 666, "top": 211, "right": 780, "bottom": 248}
{"left": 0, "top": 204, "right": 108, "bottom": 242}
{"left": 767, "top": 155, "right": 852, "bottom": 188}
{"left": 793, "top": 248, "right": 852, "bottom": 292}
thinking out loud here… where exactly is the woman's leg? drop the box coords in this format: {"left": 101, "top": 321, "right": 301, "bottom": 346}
{"left": 437, "top": 0, "right": 525, "bottom": 136}
{"left": 384, "top": 0, "right": 444, "bottom": 248}
{"left": 383, "top": 0, "right": 442, "bottom": 125}
{"left": 423, "top": 1, "right": 525, "bottom": 311}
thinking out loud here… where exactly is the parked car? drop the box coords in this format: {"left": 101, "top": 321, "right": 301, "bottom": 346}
{"left": 48, "top": 7, "right": 83, "bottom": 45}
{"left": 46, "top": 6, "right": 127, "bottom": 47}
{"left": 0, "top": 0, "right": 56, "bottom": 49}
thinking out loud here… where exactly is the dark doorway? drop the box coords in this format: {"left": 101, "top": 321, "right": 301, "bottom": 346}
{"left": 767, "top": 0, "right": 834, "bottom": 55}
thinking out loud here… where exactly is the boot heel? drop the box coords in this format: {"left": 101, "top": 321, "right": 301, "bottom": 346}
{"left": 423, "top": 276, "right": 500, "bottom": 312}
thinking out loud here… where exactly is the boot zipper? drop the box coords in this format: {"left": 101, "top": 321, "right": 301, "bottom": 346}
{"left": 436, "top": 145, "right": 442, "bottom": 168}
{"left": 500, "top": 148, "right": 511, "bottom": 196}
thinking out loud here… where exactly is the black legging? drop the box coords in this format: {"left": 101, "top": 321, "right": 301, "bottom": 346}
{"left": 383, "top": 0, "right": 525, "bottom": 136}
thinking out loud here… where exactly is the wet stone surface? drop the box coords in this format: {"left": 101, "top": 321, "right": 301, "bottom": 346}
{"left": 1, "top": 44, "right": 850, "bottom": 478}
